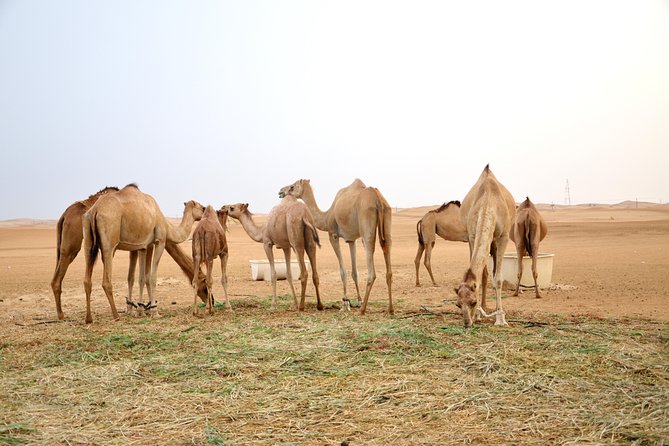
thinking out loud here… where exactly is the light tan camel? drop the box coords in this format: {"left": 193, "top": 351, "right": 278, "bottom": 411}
{"left": 222, "top": 196, "right": 322, "bottom": 311}
{"left": 51, "top": 187, "right": 212, "bottom": 321}
{"left": 191, "top": 205, "right": 231, "bottom": 316}
{"left": 454, "top": 165, "right": 516, "bottom": 328}
{"left": 82, "top": 184, "right": 205, "bottom": 323}
{"left": 510, "top": 197, "right": 548, "bottom": 298}
{"left": 414, "top": 200, "right": 468, "bottom": 287}
{"left": 279, "top": 178, "right": 393, "bottom": 315}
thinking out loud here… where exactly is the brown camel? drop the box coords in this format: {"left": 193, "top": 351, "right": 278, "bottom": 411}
{"left": 510, "top": 197, "right": 548, "bottom": 298}
{"left": 82, "top": 184, "right": 205, "bottom": 323}
{"left": 454, "top": 165, "right": 516, "bottom": 328}
{"left": 191, "top": 205, "right": 231, "bottom": 316}
{"left": 279, "top": 178, "right": 393, "bottom": 315}
{"left": 50, "top": 187, "right": 211, "bottom": 321}
{"left": 414, "top": 201, "right": 468, "bottom": 287}
{"left": 222, "top": 196, "right": 322, "bottom": 311}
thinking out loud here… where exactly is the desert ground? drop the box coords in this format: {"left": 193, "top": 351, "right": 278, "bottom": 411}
{"left": 1, "top": 201, "right": 668, "bottom": 445}
{"left": 0, "top": 202, "right": 667, "bottom": 323}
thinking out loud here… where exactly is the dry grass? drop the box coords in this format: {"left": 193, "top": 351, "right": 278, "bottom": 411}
{"left": 1, "top": 296, "right": 668, "bottom": 445}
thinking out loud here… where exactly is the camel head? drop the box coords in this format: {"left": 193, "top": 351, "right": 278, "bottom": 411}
{"left": 216, "top": 206, "right": 229, "bottom": 228}
{"left": 454, "top": 268, "right": 478, "bottom": 328}
{"left": 278, "top": 179, "right": 309, "bottom": 199}
{"left": 221, "top": 203, "right": 249, "bottom": 220}
{"left": 185, "top": 200, "right": 206, "bottom": 221}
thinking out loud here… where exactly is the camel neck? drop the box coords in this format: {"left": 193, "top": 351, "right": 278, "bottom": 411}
{"left": 469, "top": 208, "right": 496, "bottom": 286}
{"left": 167, "top": 207, "right": 195, "bottom": 243}
{"left": 238, "top": 211, "right": 264, "bottom": 243}
{"left": 299, "top": 185, "right": 329, "bottom": 231}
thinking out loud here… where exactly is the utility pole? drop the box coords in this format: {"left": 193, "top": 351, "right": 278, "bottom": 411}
{"left": 564, "top": 179, "right": 571, "bottom": 206}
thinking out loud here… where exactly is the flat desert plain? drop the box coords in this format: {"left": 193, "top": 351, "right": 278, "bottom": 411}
{"left": 0, "top": 202, "right": 667, "bottom": 323}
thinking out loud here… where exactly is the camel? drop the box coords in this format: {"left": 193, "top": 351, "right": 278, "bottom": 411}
{"left": 50, "top": 187, "right": 211, "bottom": 321}
{"left": 82, "top": 184, "right": 205, "bottom": 323}
{"left": 279, "top": 178, "right": 393, "bottom": 315}
{"left": 191, "top": 205, "right": 231, "bottom": 316}
{"left": 222, "top": 196, "right": 322, "bottom": 311}
{"left": 414, "top": 201, "right": 468, "bottom": 287}
{"left": 454, "top": 165, "right": 516, "bottom": 328}
{"left": 510, "top": 197, "right": 548, "bottom": 298}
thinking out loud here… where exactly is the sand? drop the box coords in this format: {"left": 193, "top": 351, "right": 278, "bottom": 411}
{"left": 0, "top": 203, "right": 667, "bottom": 324}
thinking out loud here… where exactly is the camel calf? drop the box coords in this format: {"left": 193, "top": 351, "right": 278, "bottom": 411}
{"left": 191, "top": 205, "right": 231, "bottom": 316}
{"left": 510, "top": 197, "right": 548, "bottom": 298}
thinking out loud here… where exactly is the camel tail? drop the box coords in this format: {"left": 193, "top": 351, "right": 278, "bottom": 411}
{"left": 303, "top": 218, "right": 321, "bottom": 248}
{"left": 524, "top": 214, "right": 535, "bottom": 258}
{"left": 86, "top": 211, "right": 100, "bottom": 265}
{"left": 416, "top": 219, "right": 425, "bottom": 246}
{"left": 374, "top": 191, "right": 391, "bottom": 249}
{"left": 55, "top": 215, "right": 65, "bottom": 262}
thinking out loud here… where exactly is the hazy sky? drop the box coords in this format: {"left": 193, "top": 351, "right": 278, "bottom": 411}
{"left": 1, "top": 1, "right": 668, "bottom": 219}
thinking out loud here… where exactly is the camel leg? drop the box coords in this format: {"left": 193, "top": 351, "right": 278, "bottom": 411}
{"left": 413, "top": 242, "right": 425, "bottom": 287}
{"left": 146, "top": 241, "right": 165, "bottom": 317}
{"left": 382, "top": 237, "right": 393, "bottom": 315}
{"left": 305, "top": 242, "right": 323, "bottom": 311}
{"left": 83, "top": 250, "right": 95, "bottom": 324}
{"left": 283, "top": 248, "right": 299, "bottom": 311}
{"left": 514, "top": 252, "right": 524, "bottom": 297}
{"left": 192, "top": 255, "right": 202, "bottom": 316}
{"left": 100, "top": 249, "right": 120, "bottom": 321}
{"left": 205, "top": 258, "right": 215, "bottom": 315}
{"left": 219, "top": 250, "right": 232, "bottom": 311}
{"left": 514, "top": 239, "right": 525, "bottom": 296}
{"left": 136, "top": 249, "right": 150, "bottom": 316}
{"left": 348, "top": 241, "right": 362, "bottom": 305}
{"left": 492, "top": 239, "right": 508, "bottom": 326}
{"left": 475, "top": 265, "right": 489, "bottom": 323}
{"left": 51, "top": 250, "right": 78, "bottom": 321}
{"left": 127, "top": 251, "right": 138, "bottom": 315}
{"left": 424, "top": 241, "right": 437, "bottom": 287}
{"left": 359, "top": 236, "right": 377, "bottom": 316}
{"left": 264, "top": 243, "right": 278, "bottom": 310}
{"left": 295, "top": 248, "right": 308, "bottom": 311}
{"left": 531, "top": 252, "right": 541, "bottom": 298}
{"left": 329, "top": 234, "right": 351, "bottom": 311}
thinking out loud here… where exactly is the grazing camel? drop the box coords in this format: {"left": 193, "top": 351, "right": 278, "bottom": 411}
{"left": 279, "top": 178, "right": 393, "bottom": 315}
{"left": 50, "top": 187, "right": 212, "bottom": 320}
{"left": 222, "top": 196, "right": 322, "bottom": 311}
{"left": 82, "top": 184, "right": 205, "bottom": 323}
{"left": 510, "top": 197, "right": 548, "bottom": 298}
{"left": 414, "top": 201, "right": 468, "bottom": 287}
{"left": 454, "top": 165, "right": 515, "bottom": 328}
{"left": 191, "top": 205, "right": 231, "bottom": 316}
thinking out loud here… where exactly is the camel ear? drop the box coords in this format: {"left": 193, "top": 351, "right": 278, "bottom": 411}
{"left": 453, "top": 287, "right": 459, "bottom": 295}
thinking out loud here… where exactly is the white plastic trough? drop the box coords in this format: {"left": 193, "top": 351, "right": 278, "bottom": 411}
{"left": 487, "top": 253, "right": 554, "bottom": 289}
{"left": 249, "top": 259, "right": 311, "bottom": 281}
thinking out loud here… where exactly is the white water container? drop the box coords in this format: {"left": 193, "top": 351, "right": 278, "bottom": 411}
{"left": 249, "top": 259, "right": 311, "bottom": 281}
{"left": 487, "top": 253, "right": 554, "bottom": 289}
